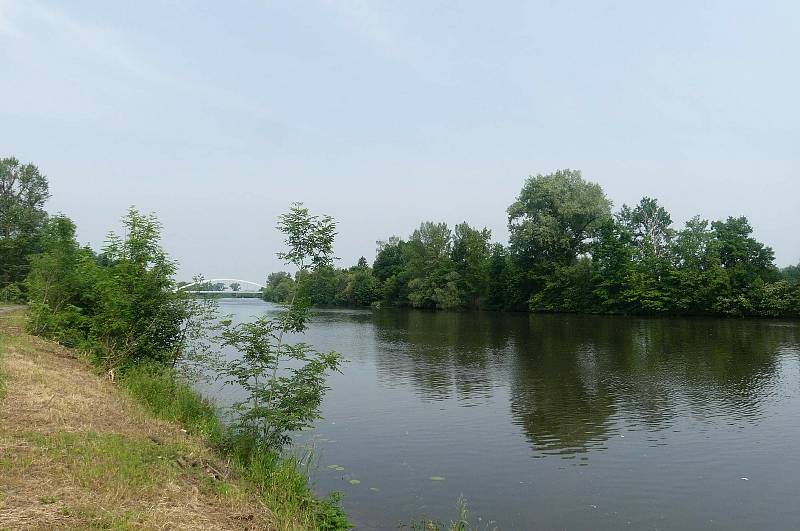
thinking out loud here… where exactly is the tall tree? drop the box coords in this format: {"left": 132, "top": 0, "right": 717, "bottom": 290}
{"left": 451, "top": 222, "right": 492, "bottom": 308}
{"left": 0, "top": 157, "right": 50, "bottom": 290}
{"left": 507, "top": 169, "right": 611, "bottom": 307}
{"left": 405, "top": 222, "right": 456, "bottom": 309}
{"left": 618, "top": 197, "right": 673, "bottom": 258}
{"left": 711, "top": 216, "right": 777, "bottom": 289}
{"left": 618, "top": 197, "right": 675, "bottom": 312}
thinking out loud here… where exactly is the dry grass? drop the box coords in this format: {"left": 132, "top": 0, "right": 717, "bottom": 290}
{"left": 0, "top": 310, "right": 278, "bottom": 530}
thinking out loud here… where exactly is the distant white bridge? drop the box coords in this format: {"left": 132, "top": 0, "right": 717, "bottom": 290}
{"left": 175, "top": 278, "right": 266, "bottom": 294}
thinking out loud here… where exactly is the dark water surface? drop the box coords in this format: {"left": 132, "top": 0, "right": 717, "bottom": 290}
{"left": 201, "top": 299, "right": 800, "bottom": 530}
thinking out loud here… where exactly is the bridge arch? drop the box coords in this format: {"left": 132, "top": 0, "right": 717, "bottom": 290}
{"left": 175, "top": 278, "right": 266, "bottom": 293}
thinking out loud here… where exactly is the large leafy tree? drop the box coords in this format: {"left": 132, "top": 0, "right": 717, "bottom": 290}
{"left": 262, "top": 271, "right": 294, "bottom": 302}
{"left": 618, "top": 197, "right": 675, "bottom": 312}
{"left": 711, "top": 216, "right": 777, "bottom": 288}
{"left": 0, "top": 157, "right": 50, "bottom": 290}
{"left": 618, "top": 197, "right": 673, "bottom": 259}
{"left": 591, "top": 219, "right": 635, "bottom": 312}
{"left": 451, "top": 222, "right": 492, "bottom": 308}
{"left": 507, "top": 169, "right": 611, "bottom": 306}
{"left": 669, "top": 216, "right": 727, "bottom": 313}
{"left": 405, "top": 222, "right": 458, "bottom": 309}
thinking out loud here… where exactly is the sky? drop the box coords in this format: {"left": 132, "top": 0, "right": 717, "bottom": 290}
{"left": 1, "top": 0, "right": 798, "bottom": 282}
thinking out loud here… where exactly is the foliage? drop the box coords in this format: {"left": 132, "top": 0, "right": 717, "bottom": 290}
{"left": 218, "top": 203, "right": 344, "bottom": 450}
{"left": 122, "top": 361, "right": 224, "bottom": 443}
{"left": 263, "top": 271, "right": 295, "bottom": 303}
{"left": 0, "top": 283, "right": 25, "bottom": 303}
{"left": 258, "top": 169, "right": 798, "bottom": 317}
{"left": 0, "top": 157, "right": 50, "bottom": 295}
{"left": 783, "top": 262, "right": 800, "bottom": 282}
{"left": 26, "top": 209, "right": 213, "bottom": 369}
{"left": 452, "top": 223, "right": 492, "bottom": 308}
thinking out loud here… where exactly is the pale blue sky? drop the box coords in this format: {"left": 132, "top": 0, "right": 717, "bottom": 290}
{"left": 1, "top": 0, "right": 798, "bottom": 280}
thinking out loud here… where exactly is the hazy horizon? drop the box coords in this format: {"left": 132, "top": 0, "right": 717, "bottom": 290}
{"left": 2, "top": 0, "right": 798, "bottom": 281}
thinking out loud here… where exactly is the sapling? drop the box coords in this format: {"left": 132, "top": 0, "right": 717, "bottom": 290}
{"left": 219, "top": 203, "right": 343, "bottom": 450}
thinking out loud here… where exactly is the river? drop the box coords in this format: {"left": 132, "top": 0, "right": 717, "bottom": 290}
{"left": 197, "top": 299, "right": 800, "bottom": 530}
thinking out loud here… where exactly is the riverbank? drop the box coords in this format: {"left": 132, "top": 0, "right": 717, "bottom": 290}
{"left": 0, "top": 309, "right": 345, "bottom": 530}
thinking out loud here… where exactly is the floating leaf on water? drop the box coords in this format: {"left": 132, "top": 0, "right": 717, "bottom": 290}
{"left": 349, "top": 479, "right": 361, "bottom": 485}
{"left": 429, "top": 476, "right": 445, "bottom": 481}
{"left": 327, "top": 464, "right": 339, "bottom": 469}
{"left": 369, "top": 487, "right": 379, "bottom": 492}
{"left": 335, "top": 466, "right": 345, "bottom": 471}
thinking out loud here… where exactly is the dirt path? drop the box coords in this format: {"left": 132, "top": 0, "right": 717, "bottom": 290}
{"left": 0, "top": 310, "right": 276, "bottom": 530}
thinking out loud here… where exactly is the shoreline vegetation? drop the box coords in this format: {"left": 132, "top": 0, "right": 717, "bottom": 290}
{"left": 0, "top": 308, "right": 346, "bottom": 529}
{"left": 262, "top": 170, "right": 800, "bottom": 318}
{"left": 0, "top": 156, "right": 353, "bottom": 529}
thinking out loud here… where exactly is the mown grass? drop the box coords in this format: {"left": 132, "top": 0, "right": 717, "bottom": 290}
{"left": 1, "top": 429, "right": 265, "bottom": 528}
{"left": 0, "top": 333, "right": 6, "bottom": 400}
{"left": 24, "top": 430, "right": 183, "bottom": 491}
{"left": 121, "top": 362, "right": 351, "bottom": 530}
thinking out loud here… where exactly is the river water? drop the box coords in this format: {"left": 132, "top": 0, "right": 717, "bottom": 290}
{"left": 198, "top": 299, "right": 800, "bottom": 530}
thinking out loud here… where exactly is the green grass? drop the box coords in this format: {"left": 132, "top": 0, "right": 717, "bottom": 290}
{"left": 25, "top": 430, "right": 183, "bottom": 490}
{"left": 120, "top": 362, "right": 352, "bottom": 530}
{"left": 121, "top": 362, "right": 224, "bottom": 445}
{"left": 0, "top": 334, "right": 6, "bottom": 400}
{"left": 4, "top": 307, "right": 351, "bottom": 529}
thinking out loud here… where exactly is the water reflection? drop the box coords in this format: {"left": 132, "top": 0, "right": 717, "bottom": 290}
{"left": 209, "top": 301, "right": 800, "bottom": 529}
{"left": 368, "top": 311, "right": 799, "bottom": 455}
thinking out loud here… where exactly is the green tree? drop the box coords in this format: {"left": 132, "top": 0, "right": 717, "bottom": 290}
{"left": 618, "top": 197, "right": 675, "bottom": 313}
{"left": 263, "top": 272, "right": 294, "bottom": 303}
{"left": 591, "top": 219, "right": 634, "bottom": 312}
{"left": 405, "top": 222, "right": 457, "bottom": 309}
{"left": 484, "top": 243, "right": 510, "bottom": 310}
{"left": 229, "top": 282, "right": 241, "bottom": 292}
{"left": 507, "top": 169, "right": 611, "bottom": 307}
{"left": 0, "top": 157, "right": 50, "bottom": 292}
{"left": 669, "top": 216, "right": 727, "bottom": 314}
{"left": 342, "top": 260, "right": 379, "bottom": 306}
{"left": 451, "top": 223, "right": 492, "bottom": 308}
{"left": 373, "top": 237, "right": 408, "bottom": 282}
{"left": 26, "top": 215, "right": 96, "bottom": 344}
{"left": 218, "top": 203, "right": 343, "bottom": 449}
{"left": 26, "top": 208, "right": 203, "bottom": 369}
{"left": 783, "top": 262, "right": 800, "bottom": 282}
{"left": 618, "top": 197, "right": 674, "bottom": 259}
{"left": 711, "top": 216, "right": 777, "bottom": 288}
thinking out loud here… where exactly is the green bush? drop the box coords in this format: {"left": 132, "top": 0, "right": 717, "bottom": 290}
{"left": 0, "top": 283, "right": 25, "bottom": 304}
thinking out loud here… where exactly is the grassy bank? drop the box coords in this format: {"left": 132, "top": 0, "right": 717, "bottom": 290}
{"left": 0, "top": 309, "right": 349, "bottom": 530}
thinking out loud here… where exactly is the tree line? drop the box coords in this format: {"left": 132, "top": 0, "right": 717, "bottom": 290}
{"left": 263, "top": 169, "right": 800, "bottom": 317}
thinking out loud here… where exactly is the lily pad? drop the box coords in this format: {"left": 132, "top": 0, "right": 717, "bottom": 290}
{"left": 429, "top": 476, "right": 445, "bottom": 481}
{"left": 349, "top": 479, "right": 361, "bottom": 485}
{"left": 369, "top": 487, "right": 380, "bottom": 492}
{"left": 327, "top": 464, "right": 340, "bottom": 469}
{"left": 334, "top": 466, "right": 345, "bottom": 471}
